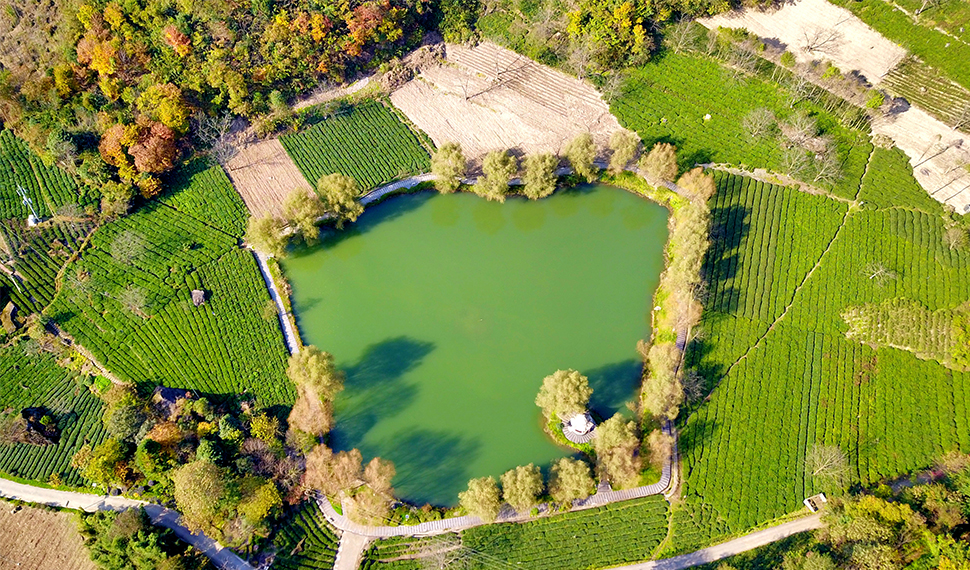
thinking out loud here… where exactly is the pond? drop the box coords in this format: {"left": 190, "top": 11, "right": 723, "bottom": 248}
{"left": 283, "top": 184, "right": 669, "bottom": 506}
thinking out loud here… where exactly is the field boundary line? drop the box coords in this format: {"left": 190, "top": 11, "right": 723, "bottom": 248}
{"left": 712, "top": 203, "right": 855, "bottom": 391}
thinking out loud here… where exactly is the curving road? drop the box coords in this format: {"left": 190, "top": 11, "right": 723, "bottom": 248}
{"left": 619, "top": 514, "right": 824, "bottom": 570}
{"left": 0, "top": 477, "right": 254, "bottom": 570}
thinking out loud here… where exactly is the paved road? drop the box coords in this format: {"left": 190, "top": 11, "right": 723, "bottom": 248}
{"left": 0, "top": 477, "right": 254, "bottom": 570}
{"left": 252, "top": 249, "right": 300, "bottom": 355}
{"left": 333, "top": 531, "right": 371, "bottom": 570}
{"left": 618, "top": 514, "right": 824, "bottom": 570}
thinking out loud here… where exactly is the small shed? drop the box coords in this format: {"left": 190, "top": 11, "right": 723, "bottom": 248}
{"left": 191, "top": 289, "right": 206, "bottom": 307}
{"left": 803, "top": 492, "right": 828, "bottom": 512}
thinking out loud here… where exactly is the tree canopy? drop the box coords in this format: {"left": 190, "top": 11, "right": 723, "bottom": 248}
{"left": 317, "top": 173, "right": 364, "bottom": 229}
{"left": 535, "top": 369, "right": 593, "bottom": 420}
{"left": 564, "top": 133, "right": 598, "bottom": 182}
{"left": 459, "top": 476, "right": 502, "bottom": 522}
{"left": 522, "top": 153, "right": 560, "bottom": 200}
{"left": 431, "top": 142, "right": 466, "bottom": 194}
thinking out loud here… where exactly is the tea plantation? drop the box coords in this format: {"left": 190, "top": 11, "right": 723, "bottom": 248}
{"left": 670, "top": 152, "right": 970, "bottom": 553}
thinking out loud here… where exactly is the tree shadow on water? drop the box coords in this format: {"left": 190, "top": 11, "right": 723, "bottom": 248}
{"left": 288, "top": 191, "right": 437, "bottom": 257}
{"left": 585, "top": 360, "right": 642, "bottom": 419}
{"left": 374, "top": 429, "right": 482, "bottom": 507}
{"left": 330, "top": 336, "right": 435, "bottom": 450}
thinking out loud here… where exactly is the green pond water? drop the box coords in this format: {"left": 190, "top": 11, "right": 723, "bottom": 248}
{"left": 283, "top": 184, "right": 669, "bottom": 506}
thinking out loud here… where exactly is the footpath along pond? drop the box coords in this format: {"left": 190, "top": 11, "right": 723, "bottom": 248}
{"left": 283, "top": 184, "right": 669, "bottom": 506}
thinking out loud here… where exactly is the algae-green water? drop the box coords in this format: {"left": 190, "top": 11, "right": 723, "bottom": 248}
{"left": 283, "top": 185, "right": 668, "bottom": 506}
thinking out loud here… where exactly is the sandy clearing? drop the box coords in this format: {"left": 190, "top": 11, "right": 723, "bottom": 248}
{"left": 390, "top": 41, "right": 622, "bottom": 164}
{"left": 224, "top": 138, "right": 313, "bottom": 218}
{"left": 0, "top": 502, "right": 95, "bottom": 570}
{"left": 700, "top": 0, "right": 907, "bottom": 84}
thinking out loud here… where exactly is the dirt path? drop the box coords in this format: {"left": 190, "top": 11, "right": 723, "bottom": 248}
{"left": 617, "top": 514, "right": 824, "bottom": 570}
{"left": 251, "top": 249, "right": 300, "bottom": 355}
{"left": 334, "top": 531, "right": 370, "bottom": 570}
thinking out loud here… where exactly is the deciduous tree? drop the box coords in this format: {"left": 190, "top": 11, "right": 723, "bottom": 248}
{"left": 593, "top": 413, "right": 642, "bottom": 488}
{"left": 304, "top": 445, "right": 363, "bottom": 497}
{"left": 640, "top": 143, "right": 678, "bottom": 182}
{"left": 283, "top": 189, "right": 325, "bottom": 242}
{"left": 287, "top": 346, "right": 345, "bottom": 438}
{"left": 245, "top": 214, "right": 288, "bottom": 257}
{"left": 677, "top": 167, "right": 716, "bottom": 202}
{"left": 501, "top": 464, "right": 543, "bottom": 512}
{"left": 522, "top": 153, "right": 559, "bottom": 200}
{"left": 549, "top": 457, "right": 595, "bottom": 504}
{"left": 431, "top": 142, "right": 466, "bottom": 194}
{"left": 459, "top": 476, "right": 501, "bottom": 522}
{"left": 172, "top": 460, "right": 229, "bottom": 535}
{"left": 564, "top": 133, "right": 597, "bottom": 182}
{"left": 317, "top": 174, "right": 364, "bottom": 229}
{"left": 476, "top": 150, "right": 518, "bottom": 202}
{"left": 608, "top": 130, "right": 640, "bottom": 175}
{"left": 535, "top": 369, "right": 593, "bottom": 421}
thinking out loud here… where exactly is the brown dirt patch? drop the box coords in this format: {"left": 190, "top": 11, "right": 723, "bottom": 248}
{"left": 0, "top": 502, "right": 95, "bottom": 570}
{"left": 224, "top": 138, "right": 313, "bottom": 218}
{"left": 390, "top": 41, "right": 622, "bottom": 164}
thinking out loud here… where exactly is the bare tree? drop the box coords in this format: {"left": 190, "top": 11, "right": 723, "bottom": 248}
{"left": 117, "top": 285, "right": 147, "bottom": 316}
{"left": 665, "top": 19, "right": 697, "bottom": 54}
{"left": 801, "top": 26, "right": 844, "bottom": 56}
{"left": 599, "top": 72, "right": 627, "bottom": 103}
{"left": 110, "top": 230, "right": 146, "bottom": 265}
{"left": 805, "top": 443, "right": 850, "bottom": 488}
{"left": 781, "top": 113, "right": 819, "bottom": 147}
{"left": 681, "top": 369, "right": 705, "bottom": 403}
{"left": 742, "top": 108, "right": 777, "bottom": 139}
{"left": 783, "top": 147, "right": 811, "bottom": 179}
{"left": 916, "top": 0, "right": 949, "bottom": 16}
{"left": 952, "top": 101, "right": 970, "bottom": 132}
{"left": 568, "top": 41, "right": 594, "bottom": 81}
{"left": 861, "top": 262, "right": 898, "bottom": 287}
{"left": 194, "top": 112, "right": 240, "bottom": 165}
{"left": 809, "top": 146, "right": 843, "bottom": 186}
{"left": 418, "top": 534, "right": 467, "bottom": 570}
{"left": 728, "top": 44, "right": 759, "bottom": 80}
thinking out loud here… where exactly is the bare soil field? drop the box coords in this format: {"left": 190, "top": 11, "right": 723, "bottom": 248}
{"left": 0, "top": 503, "right": 94, "bottom": 570}
{"left": 390, "top": 41, "right": 622, "bottom": 164}
{"left": 224, "top": 138, "right": 313, "bottom": 218}
{"left": 700, "top": 0, "right": 907, "bottom": 84}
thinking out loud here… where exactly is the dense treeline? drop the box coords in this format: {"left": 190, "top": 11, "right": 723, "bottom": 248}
{"left": 0, "top": 0, "right": 431, "bottom": 213}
